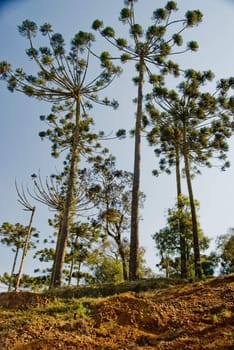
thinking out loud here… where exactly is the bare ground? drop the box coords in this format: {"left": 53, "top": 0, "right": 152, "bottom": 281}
{"left": 0, "top": 274, "right": 233, "bottom": 349}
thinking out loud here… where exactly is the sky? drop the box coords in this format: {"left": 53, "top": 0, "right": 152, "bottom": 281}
{"left": 1, "top": 0, "right": 234, "bottom": 289}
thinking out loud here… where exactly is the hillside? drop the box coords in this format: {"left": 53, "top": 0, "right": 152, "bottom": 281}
{"left": 0, "top": 275, "right": 233, "bottom": 349}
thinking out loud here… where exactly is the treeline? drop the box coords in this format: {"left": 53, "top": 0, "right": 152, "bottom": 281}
{"left": 0, "top": 199, "right": 234, "bottom": 291}
{"left": 0, "top": 1, "right": 234, "bottom": 290}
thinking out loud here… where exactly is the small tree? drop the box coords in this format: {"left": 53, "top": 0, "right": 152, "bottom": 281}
{"left": 91, "top": 256, "right": 123, "bottom": 284}
{"left": 216, "top": 230, "right": 234, "bottom": 274}
{"left": 28, "top": 170, "right": 94, "bottom": 287}
{"left": 0, "top": 222, "right": 39, "bottom": 290}
{"left": 153, "top": 197, "right": 210, "bottom": 278}
{"left": 64, "top": 221, "right": 101, "bottom": 286}
{"left": 87, "top": 154, "right": 145, "bottom": 280}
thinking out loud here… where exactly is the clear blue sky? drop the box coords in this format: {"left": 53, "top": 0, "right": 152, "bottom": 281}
{"left": 1, "top": 0, "right": 234, "bottom": 289}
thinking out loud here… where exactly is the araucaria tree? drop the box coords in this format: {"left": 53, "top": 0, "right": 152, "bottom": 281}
{"left": 0, "top": 222, "right": 39, "bottom": 290}
{"left": 92, "top": 0, "right": 202, "bottom": 279}
{"left": 28, "top": 170, "right": 93, "bottom": 287}
{"left": 147, "top": 69, "right": 234, "bottom": 278}
{"left": 0, "top": 20, "right": 120, "bottom": 287}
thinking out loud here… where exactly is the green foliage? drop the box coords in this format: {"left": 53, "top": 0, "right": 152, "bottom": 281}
{"left": 46, "top": 276, "right": 181, "bottom": 299}
{"left": 116, "top": 37, "right": 128, "bottom": 47}
{"left": 102, "top": 27, "right": 115, "bottom": 38}
{"left": 201, "top": 254, "right": 219, "bottom": 277}
{"left": 119, "top": 7, "right": 132, "bottom": 21}
{"left": 165, "top": 1, "right": 177, "bottom": 11}
{"left": 148, "top": 69, "right": 233, "bottom": 168}
{"left": 85, "top": 155, "right": 137, "bottom": 281}
{"left": 18, "top": 19, "right": 37, "bottom": 37}
{"left": 187, "top": 40, "right": 199, "bottom": 51}
{"left": 91, "top": 256, "right": 123, "bottom": 284}
{"left": 120, "top": 53, "right": 132, "bottom": 62}
{"left": 153, "top": 197, "right": 211, "bottom": 278}
{"left": 186, "top": 10, "right": 203, "bottom": 26}
{"left": 216, "top": 231, "right": 234, "bottom": 274}
{"left": 0, "top": 222, "right": 38, "bottom": 251}
{"left": 130, "top": 24, "right": 143, "bottom": 37}
{"left": 0, "top": 60, "right": 11, "bottom": 78}
{"left": 64, "top": 221, "right": 102, "bottom": 286}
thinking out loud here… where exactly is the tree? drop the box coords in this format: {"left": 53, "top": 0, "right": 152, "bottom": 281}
{"left": 153, "top": 226, "right": 177, "bottom": 278}
{"left": 147, "top": 70, "right": 234, "bottom": 278}
{"left": 91, "top": 256, "right": 123, "bottom": 284}
{"left": 0, "top": 272, "right": 50, "bottom": 292}
{"left": 33, "top": 248, "right": 55, "bottom": 287}
{"left": 147, "top": 90, "right": 187, "bottom": 278}
{"left": 216, "top": 230, "right": 234, "bottom": 274}
{"left": 88, "top": 240, "right": 153, "bottom": 283}
{"left": 200, "top": 253, "right": 219, "bottom": 277}
{"left": 92, "top": 0, "right": 202, "bottom": 279}
{"left": 0, "top": 20, "right": 120, "bottom": 287}
{"left": 64, "top": 221, "right": 101, "bottom": 286}
{"left": 29, "top": 170, "right": 96, "bottom": 286}
{"left": 0, "top": 222, "right": 39, "bottom": 290}
{"left": 87, "top": 154, "right": 145, "bottom": 280}
{"left": 153, "top": 197, "right": 210, "bottom": 278}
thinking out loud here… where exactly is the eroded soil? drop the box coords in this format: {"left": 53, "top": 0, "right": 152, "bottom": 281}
{"left": 0, "top": 275, "right": 233, "bottom": 349}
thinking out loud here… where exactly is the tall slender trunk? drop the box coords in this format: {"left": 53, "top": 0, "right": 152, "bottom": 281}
{"left": 165, "top": 258, "right": 170, "bottom": 278}
{"left": 8, "top": 246, "right": 20, "bottom": 291}
{"left": 76, "top": 261, "right": 82, "bottom": 286}
{"left": 15, "top": 206, "right": 36, "bottom": 291}
{"left": 51, "top": 97, "right": 80, "bottom": 287}
{"left": 175, "top": 144, "right": 187, "bottom": 279}
{"left": 182, "top": 124, "right": 202, "bottom": 279}
{"left": 68, "top": 233, "right": 79, "bottom": 286}
{"left": 68, "top": 250, "right": 75, "bottom": 286}
{"left": 129, "top": 54, "right": 144, "bottom": 281}
{"left": 118, "top": 239, "right": 128, "bottom": 281}
{"left": 49, "top": 220, "right": 62, "bottom": 289}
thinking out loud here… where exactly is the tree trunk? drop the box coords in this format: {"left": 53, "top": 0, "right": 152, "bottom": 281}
{"left": 8, "top": 246, "right": 20, "bottom": 291}
{"left": 129, "top": 54, "right": 144, "bottom": 281}
{"left": 68, "top": 233, "right": 79, "bottom": 286}
{"left": 49, "top": 221, "right": 62, "bottom": 289}
{"left": 51, "top": 98, "right": 80, "bottom": 287}
{"left": 76, "top": 261, "right": 82, "bottom": 286}
{"left": 165, "top": 258, "right": 170, "bottom": 278}
{"left": 175, "top": 145, "right": 187, "bottom": 279}
{"left": 182, "top": 127, "right": 202, "bottom": 279}
{"left": 118, "top": 240, "right": 128, "bottom": 281}
{"left": 68, "top": 251, "right": 74, "bottom": 286}
{"left": 15, "top": 206, "right": 36, "bottom": 291}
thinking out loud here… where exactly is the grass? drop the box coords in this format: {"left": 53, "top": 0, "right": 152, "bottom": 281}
{"left": 35, "top": 296, "right": 96, "bottom": 321}
{"left": 45, "top": 277, "right": 184, "bottom": 299}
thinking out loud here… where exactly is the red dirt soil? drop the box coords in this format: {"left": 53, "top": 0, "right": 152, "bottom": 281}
{"left": 0, "top": 274, "right": 233, "bottom": 349}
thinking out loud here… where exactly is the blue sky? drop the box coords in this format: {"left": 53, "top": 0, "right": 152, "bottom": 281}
{"left": 1, "top": 0, "right": 234, "bottom": 288}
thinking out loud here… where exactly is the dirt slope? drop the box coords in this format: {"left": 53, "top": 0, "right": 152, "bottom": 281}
{"left": 0, "top": 275, "right": 233, "bottom": 349}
